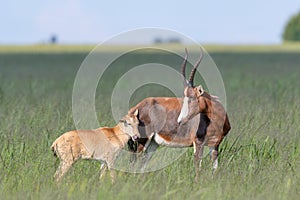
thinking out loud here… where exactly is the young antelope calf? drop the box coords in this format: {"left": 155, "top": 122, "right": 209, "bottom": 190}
{"left": 51, "top": 110, "right": 140, "bottom": 182}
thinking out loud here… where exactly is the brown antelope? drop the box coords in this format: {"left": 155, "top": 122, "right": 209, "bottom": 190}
{"left": 127, "top": 49, "right": 208, "bottom": 177}
{"left": 177, "top": 48, "right": 231, "bottom": 173}
{"left": 51, "top": 109, "right": 140, "bottom": 182}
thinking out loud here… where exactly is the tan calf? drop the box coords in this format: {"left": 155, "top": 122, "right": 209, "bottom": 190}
{"left": 51, "top": 110, "right": 140, "bottom": 182}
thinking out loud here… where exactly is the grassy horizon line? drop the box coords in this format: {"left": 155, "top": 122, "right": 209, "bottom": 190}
{"left": 1, "top": 43, "right": 300, "bottom": 53}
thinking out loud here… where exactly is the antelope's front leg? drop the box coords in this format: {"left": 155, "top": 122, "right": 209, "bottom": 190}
{"left": 106, "top": 159, "right": 117, "bottom": 184}
{"left": 143, "top": 132, "right": 155, "bottom": 151}
{"left": 109, "top": 169, "right": 116, "bottom": 184}
{"left": 99, "top": 162, "right": 108, "bottom": 180}
{"left": 141, "top": 135, "right": 159, "bottom": 173}
{"left": 193, "top": 139, "right": 204, "bottom": 182}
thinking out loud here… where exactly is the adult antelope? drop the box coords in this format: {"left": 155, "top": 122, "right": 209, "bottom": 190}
{"left": 177, "top": 48, "right": 231, "bottom": 173}
{"left": 51, "top": 110, "right": 140, "bottom": 182}
{"left": 128, "top": 49, "right": 208, "bottom": 178}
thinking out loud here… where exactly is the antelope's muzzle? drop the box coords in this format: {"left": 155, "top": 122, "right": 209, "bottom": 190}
{"left": 132, "top": 135, "right": 139, "bottom": 141}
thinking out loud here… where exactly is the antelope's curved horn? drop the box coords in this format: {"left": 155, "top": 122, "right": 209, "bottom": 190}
{"left": 188, "top": 48, "right": 203, "bottom": 87}
{"left": 181, "top": 48, "right": 188, "bottom": 85}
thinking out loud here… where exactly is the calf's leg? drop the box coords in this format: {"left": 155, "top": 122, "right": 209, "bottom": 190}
{"left": 54, "top": 160, "right": 74, "bottom": 182}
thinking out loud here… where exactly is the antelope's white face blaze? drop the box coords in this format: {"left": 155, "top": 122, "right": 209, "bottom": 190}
{"left": 177, "top": 96, "right": 189, "bottom": 123}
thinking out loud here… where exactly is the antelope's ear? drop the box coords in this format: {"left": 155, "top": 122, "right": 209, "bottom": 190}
{"left": 196, "top": 85, "right": 204, "bottom": 96}
{"left": 133, "top": 109, "right": 139, "bottom": 116}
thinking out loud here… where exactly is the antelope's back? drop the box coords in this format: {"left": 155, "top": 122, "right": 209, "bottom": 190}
{"left": 77, "top": 129, "right": 118, "bottom": 158}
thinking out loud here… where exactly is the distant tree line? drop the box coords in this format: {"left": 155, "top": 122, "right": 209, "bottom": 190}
{"left": 50, "top": 34, "right": 58, "bottom": 44}
{"left": 153, "top": 37, "right": 182, "bottom": 44}
{"left": 283, "top": 11, "right": 300, "bottom": 41}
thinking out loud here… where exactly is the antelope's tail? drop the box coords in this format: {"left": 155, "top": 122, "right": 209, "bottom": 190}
{"left": 51, "top": 139, "right": 59, "bottom": 157}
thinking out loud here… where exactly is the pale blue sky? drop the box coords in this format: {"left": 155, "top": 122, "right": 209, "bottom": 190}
{"left": 1, "top": 0, "right": 299, "bottom": 44}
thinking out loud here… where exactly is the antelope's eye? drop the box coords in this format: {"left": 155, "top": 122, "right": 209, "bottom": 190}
{"left": 126, "top": 123, "right": 131, "bottom": 126}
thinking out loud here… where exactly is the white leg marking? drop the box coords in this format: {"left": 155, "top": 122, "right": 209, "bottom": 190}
{"left": 199, "top": 159, "right": 203, "bottom": 168}
{"left": 210, "top": 147, "right": 218, "bottom": 172}
{"left": 199, "top": 146, "right": 204, "bottom": 169}
{"left": 213, "top": 159, "right": 218, "bottom": 171}
{"left": 193, "top": 141, "right": 196, "bottom": 154}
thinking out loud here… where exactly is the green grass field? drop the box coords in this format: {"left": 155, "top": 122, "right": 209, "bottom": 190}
{"left": 0, "top": 45, "right": 299, "bottom": 199}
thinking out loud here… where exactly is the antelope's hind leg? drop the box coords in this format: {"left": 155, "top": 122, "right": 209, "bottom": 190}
{"left": 54, "top": 160, "right": 74, "bottom": 182}
{"left": 210, "top": 146, "right": 219, "bottom": 174}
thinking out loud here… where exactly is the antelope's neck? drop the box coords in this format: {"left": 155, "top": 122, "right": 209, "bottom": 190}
{"left": 114, "top": 124, "right": 130, "bottom": 145}
{"left": 197, "top": 94, "right": 210, "bottom": 116}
